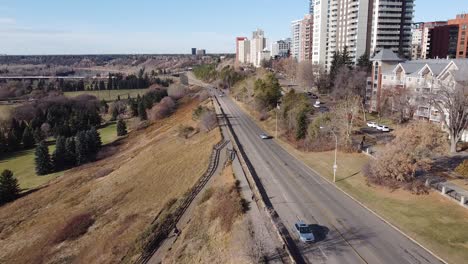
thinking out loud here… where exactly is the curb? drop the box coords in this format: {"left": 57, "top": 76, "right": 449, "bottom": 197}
{"left": 273, "top": 140, "right": 449, "bottom": 264}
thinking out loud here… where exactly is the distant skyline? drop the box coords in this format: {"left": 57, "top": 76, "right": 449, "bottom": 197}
{"left": 0, "top": 0, "right": 467, "bottom": 55}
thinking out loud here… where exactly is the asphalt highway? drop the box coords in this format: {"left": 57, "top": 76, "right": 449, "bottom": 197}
{"left": 215, "top": 93, "right": 443, "bottom": 264}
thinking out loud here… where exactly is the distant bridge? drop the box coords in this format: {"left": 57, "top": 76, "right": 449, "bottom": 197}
{"left": 0, "top": 76, "right": 107, "bottom": 80}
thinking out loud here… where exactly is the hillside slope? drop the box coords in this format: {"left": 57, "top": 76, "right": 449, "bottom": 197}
{"left": 0, "top": 99, "right": 221, "bottom": 264}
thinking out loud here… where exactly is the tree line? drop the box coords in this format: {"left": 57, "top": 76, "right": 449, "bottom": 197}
{"left": 35, "top": 128, "right": 102, "bottom": 175}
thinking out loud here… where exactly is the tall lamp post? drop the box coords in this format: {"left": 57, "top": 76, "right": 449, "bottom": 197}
{"left": 321, "top": 127, "right": 338, "bottom": 183}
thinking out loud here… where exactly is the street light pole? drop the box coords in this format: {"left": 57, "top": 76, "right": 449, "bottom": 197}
{"left": 331, "top": 130, "right": 338, "bottom": 183}
{"left": 321, "top": 126, "right": 338, "bottom": 183}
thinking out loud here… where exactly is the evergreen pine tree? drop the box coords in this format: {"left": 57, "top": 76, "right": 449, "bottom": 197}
{"left": 88, "top": 127, "right": 102, "bottom": 152}
{"left": 117, "top": 119, "right": 127, "bottom": 136}
{"left": 6, "top": 130, "right": 19, "bottom": 152}
{"left": 64, "top": 137, "right": 76, "bottom": 167}
{"left": 33, "top": 127, "right": 45, "bottom": 144}
{"left": 129, "top": 98, "right": 138, "bottom": 117}
{"left": 295, "top": 109, "right": 308, "bottom": 140}
{"left": 75, "top": 131, "right": 89, "bottom": 165}
{"left": 111, "top": 106, "right": 119, "bottom": 121}
{"left": 0, "top": 130, "right": 7, "bottom": 155}
{"left": 52, "top": 136, "right": 67, "bottom": 171}
{"left": 330, "top": 51, "right": 340, "bottom": 80}
{"left": 35, "top": 141, "right": 52, "bottom": 175}
{"left": 0, "top": 169, "right": 20, "bottom": 204}
{"left": 11, "top": 118, "right": 24, "bottom": 142}
{"left": 107, "top": 74, "right": 113, "bottom": 90}
{"left": 22, "top": 126, "right": 35, "bottom": 149}
{"left": 342, "top": 46, "right": 353, "bottom": 68}
{"left": 357, "top": 52, "right": 372, "bottom": 72}
{"left": 138, "top": 102, "right": 147, "bottom": 121}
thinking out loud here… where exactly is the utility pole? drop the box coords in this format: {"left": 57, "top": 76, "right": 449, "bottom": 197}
{"left": 321, "top": 127, "right": 338, "bottom": 183}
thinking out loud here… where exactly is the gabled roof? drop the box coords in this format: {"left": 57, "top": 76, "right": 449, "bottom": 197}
{"left": 391, "top": 61, "right": 426, "bottom": 75}
{"left": 370, "top": 49, "right": 404, "bottom": 62}
{"left": 417, "top": 61, "right": 451, "bottom": 77}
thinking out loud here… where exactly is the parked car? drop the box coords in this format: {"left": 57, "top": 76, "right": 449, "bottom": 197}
{"left": 315, "top": 100, "right": 321, "bottom": 105}
{"left": 376, "top": 125, "right": 390, "bottom": 132}
{"left": 367, "top": 122, "right": 377, "bottom": 128}
{"left": 313, "top": 103, "right": 321, "bottom": 108}
{"left": 294, "top": 221, "right": 315, "bottom": 243}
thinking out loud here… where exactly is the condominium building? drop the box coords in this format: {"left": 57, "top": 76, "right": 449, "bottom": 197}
{"left": 420, "top": 21, "right": 448, "bottom": 59}
{"left": 237, "top": 38, "right": 251, "bottom": 64}
{"left": 411, "top": 23, "right": 423, "bottom": 60}
{"left": 312, "top": 0, "right": 414, "bottom": 70}
{"left": 235, "top": 37, "right": 247, "bottom": 63}
{"left": 300, "top": 14, "right": 314, "bottom": 62}
{"left": 428, "top": 25, "right": 459, "bottom": 59}
{"left": 370, "top": 0, "right": 415, "bottom": 59}
{"left": 448, "top": 14, "right": 468, "bottom": 58}
{"left": 366, "top": 49, "right": 468, "bottom": 141}
{"left": 312, "top": 0, "right": 372, "bottom": 68}
{"left": 250, "top": 29, "right": 267, "bottom": 67}
{"left": 271, "top": 38, "right": 291, "bottom": 58}
{"left": 291, "top": 20, "right": 302, "bottom": 60}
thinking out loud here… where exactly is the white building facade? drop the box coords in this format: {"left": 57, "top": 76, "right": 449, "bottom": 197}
{"left": 238, "top": 39, "right": 251, "bottom": 64}
{"left": 291, "top": 20, "right": 302, "bottom": 60}
{"left": 250, "top": 29, "right": 267, "bottom": 68}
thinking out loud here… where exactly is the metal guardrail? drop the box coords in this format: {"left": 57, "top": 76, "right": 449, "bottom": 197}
{"left": 426, "top": 178, "right": 468, "bottom": 207}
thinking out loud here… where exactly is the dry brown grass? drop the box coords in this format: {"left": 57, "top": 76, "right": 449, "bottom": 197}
{"left": 0, "top": 98, "right": 221, "bottom": 264}
{"left": 163, "top": 165, "right": 251, "bottom": 264}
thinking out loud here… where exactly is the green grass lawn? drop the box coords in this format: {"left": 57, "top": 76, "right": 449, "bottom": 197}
{"left": 0, "top": 104, "right": 14, "bottom": 120}
{"left": 64, "top": 89, "right": 148, "bottom": 101}
{"left": 366, "top": 112, "right": 395, "bottom": 126}
{"left": 278, "top": 135, "right": 468, "bottom": 264}
{"left": 0, "top": 123, "right": 119, "bottom": 191}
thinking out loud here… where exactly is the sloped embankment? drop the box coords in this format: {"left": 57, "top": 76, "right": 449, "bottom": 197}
{"left": 0, "top": 98, "right": 220, "bottom": 264}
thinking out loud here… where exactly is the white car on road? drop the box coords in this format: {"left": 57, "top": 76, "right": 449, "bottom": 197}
{"left": 376, "top": 125, "right": 390, "bottom": 132}
{"left": 260, "top": 133, "right": 271, "bottom": 139}
{"left": 294, "top": 221, "right": 315, "bottom": 243}
{"left": 367, "top": 122, "right": 377, "bottom": 128}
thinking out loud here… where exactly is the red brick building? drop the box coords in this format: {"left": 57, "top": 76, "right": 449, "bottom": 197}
{"left": 448, "top": 14, "right": 468, "bottom": 58}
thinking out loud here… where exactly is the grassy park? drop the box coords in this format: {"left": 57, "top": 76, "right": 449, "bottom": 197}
{"left": 64, "top": 89, "right": 148, "bottom": 101}
{"left": 0, "top": 122, "right": 118, "bottom": 191}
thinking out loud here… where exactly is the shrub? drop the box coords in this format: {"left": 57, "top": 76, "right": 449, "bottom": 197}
{"left": 54, "top": 213, "right": 95, "bottom": 243}
{"left": 259, "top": 111, "right": 269, "bottom": 121}
{"left": 167, "top": 85, "right": 187, "bottom": 100}
{"left": 199, "top": 110, "right": 217, "bottom": 132}
{"left": 364, "top": 122, "right": 448, "bottom": 193}
{"left": 148, "top": 97, "right": 176, "bottom": 121}
{"left": 117, "top": 119, "right": 128, "bottom": 136}
{"left": 192, "top": 106, "right": 208, "bottom": 120}
{"left": 197, "top": 90, "right": 210, "bottom": 102}
{"left": 455, "top": 160, "right": 468, "bottom": 178}
{"left": 177, "top": 125, "right": 195, "bottom": 139}
{"left": 209, "top": 186, "right": 244, "bottom": 232}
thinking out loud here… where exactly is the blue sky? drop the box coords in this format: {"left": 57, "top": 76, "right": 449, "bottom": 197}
{"left": 0, "top": 0, "right": 466, "bottom": 55}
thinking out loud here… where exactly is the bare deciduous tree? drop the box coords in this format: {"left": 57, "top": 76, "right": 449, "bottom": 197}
{"left": 296, "top": 61, "right": 315, "bottom": 91}
{"left": 365, "top": 122, "right": 448, "bottom": 193}
{"left": 199, "top": 110, "right": 217, "bottom": 132}
{"left": 332, "top": 96, "right": 362, "bottom": 142}
{"left": 431, "top": 84, "right": 468, "bottom": 153}
{"left": 282, "top": 57, "right": 298, "bottom": 83}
